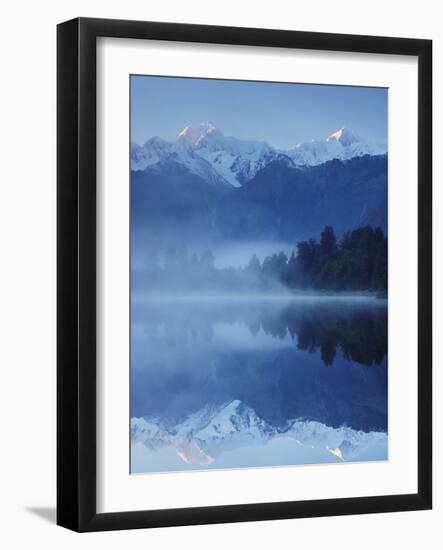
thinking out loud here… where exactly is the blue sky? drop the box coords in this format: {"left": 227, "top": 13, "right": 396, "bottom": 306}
{"left": 131, "top": 75, "right": 387, "bottom": 149}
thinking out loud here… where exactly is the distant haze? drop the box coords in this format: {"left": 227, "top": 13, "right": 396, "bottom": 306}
{"left": 213, "top": 241, "right": 295, "bottom": 269}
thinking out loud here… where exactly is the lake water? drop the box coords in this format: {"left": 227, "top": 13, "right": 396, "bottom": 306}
{"left": 130, "top": 296, "right": 388, "bottom": 473}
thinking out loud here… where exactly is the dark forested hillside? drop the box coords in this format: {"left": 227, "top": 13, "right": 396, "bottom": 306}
{"left": 218, "top": 155, "right": 387, "bottom": 241}
{"left": 131, "top": 154, "right": 387, "bottom": 248}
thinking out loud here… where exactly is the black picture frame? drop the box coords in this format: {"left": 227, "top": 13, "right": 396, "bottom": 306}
{"left": 57, "top": 17, "right": 432, "bottom": 532}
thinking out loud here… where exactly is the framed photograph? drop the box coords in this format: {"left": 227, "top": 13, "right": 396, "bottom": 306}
{"left": 57, "top": 17, "right": 432, "bottom": 531}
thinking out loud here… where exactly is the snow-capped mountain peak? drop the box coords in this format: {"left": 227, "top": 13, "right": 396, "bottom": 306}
{"left": 177, "top": 122, "right": 220, "bottom": 148}
{"left": 287, "top": 127, "right": 386, "bottom": 167}
{"left": 326, "top": 127, "right": 360, "bottom": 146}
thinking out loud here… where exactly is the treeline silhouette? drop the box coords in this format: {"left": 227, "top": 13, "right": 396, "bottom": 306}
{"left": 260, "top": 225, "right": 387, "bottom": 292}
{"left": 137, "top": 225, "right": 387, "bottom": 293}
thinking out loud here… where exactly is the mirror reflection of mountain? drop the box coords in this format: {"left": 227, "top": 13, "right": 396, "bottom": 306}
{"left": 131, "top": 399, "right": 387, "bottom": 473}
{"left": 131, "top": 297, "right": 387, "bottom": 472}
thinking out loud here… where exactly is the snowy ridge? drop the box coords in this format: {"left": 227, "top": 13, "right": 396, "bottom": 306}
{"left": 131, "top": 137, "right": 176, "bottom": 171}
{"left": 288, "top": 127, "right": 386, "bottom": 167}
{"left": 131, "top": 400, "right": 387, "bottom": 467}
{"left": 150, "top": 148, "right": 231, "bottom": 187}
{"left": 131, "top": 124, "right": 386, "bottom": 187}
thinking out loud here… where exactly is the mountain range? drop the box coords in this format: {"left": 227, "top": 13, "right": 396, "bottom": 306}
{"left": 131, "top": 122, "right": 387, "bottom": 188}
{"left": 131, "top": 123, "right": 387, "bottom": 248}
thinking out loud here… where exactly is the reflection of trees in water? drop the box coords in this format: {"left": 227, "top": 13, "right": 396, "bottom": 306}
{"left": 133, "top": 300, "right": 387, "bottom": 368}
{"left": 273, "top": 304, "right": 387, "bottom": 367}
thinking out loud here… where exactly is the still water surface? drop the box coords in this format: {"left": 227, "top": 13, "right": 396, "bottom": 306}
{"left": 131, "top": 296, "right": 388, "bottom": 473}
